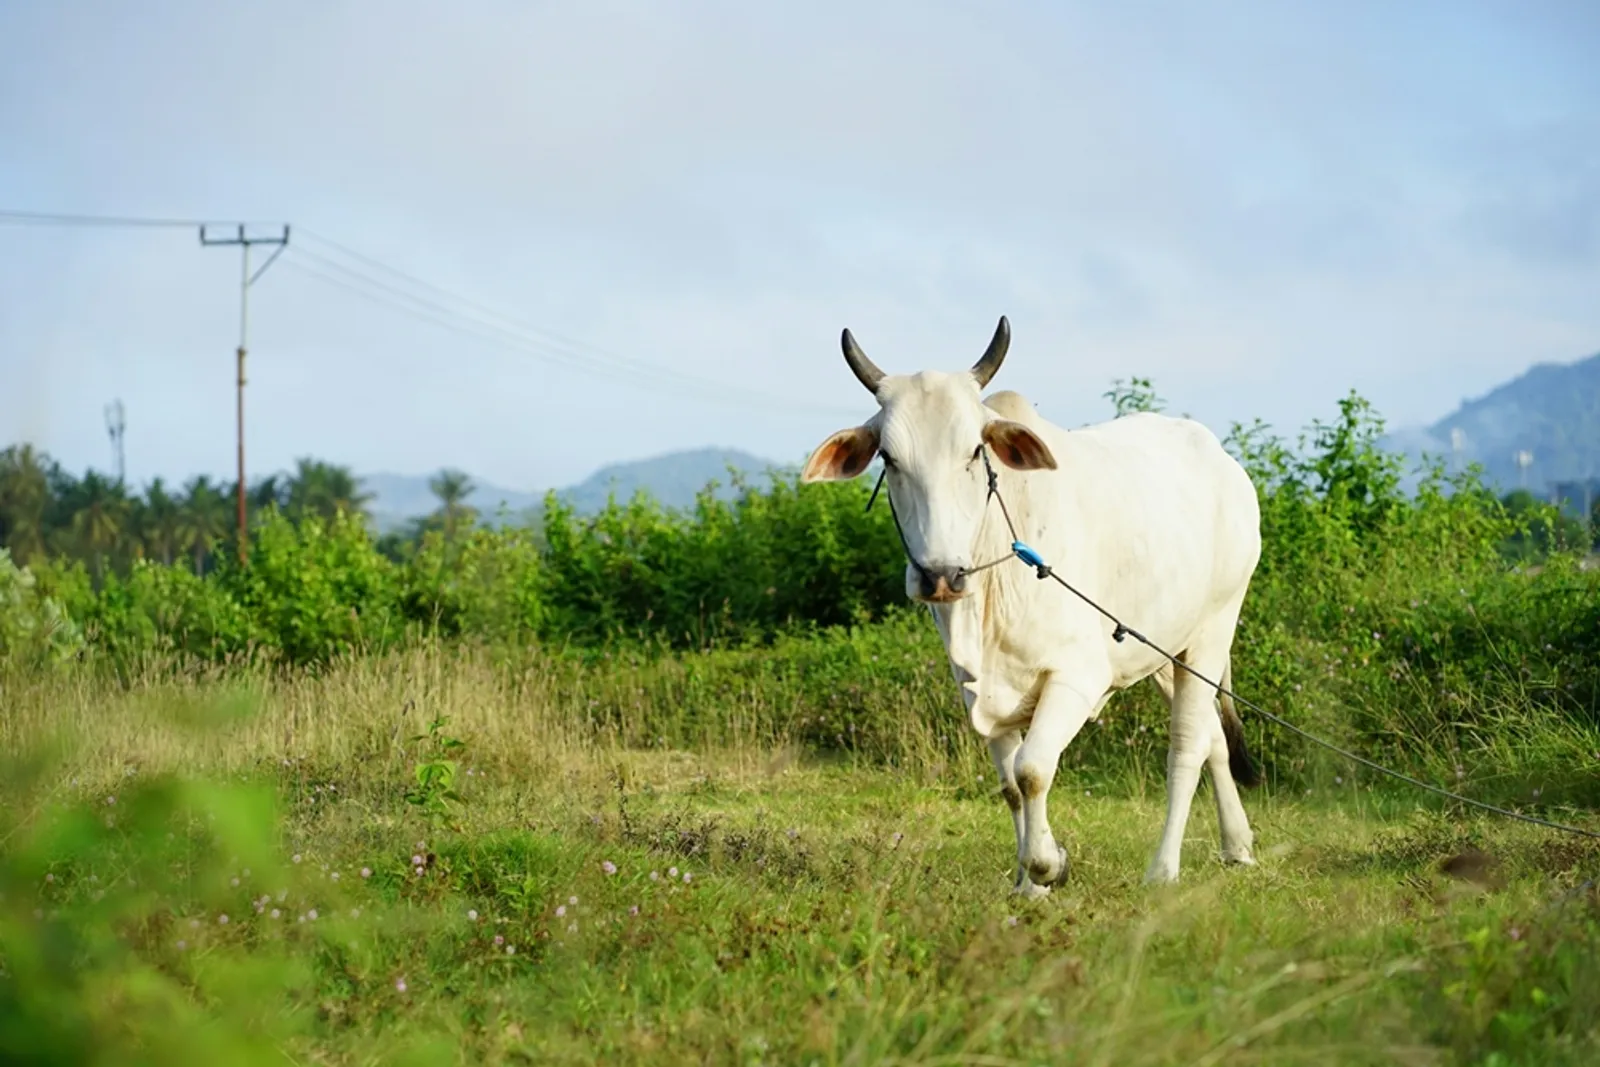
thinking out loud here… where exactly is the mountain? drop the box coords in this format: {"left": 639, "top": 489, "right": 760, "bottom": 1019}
{"left": 362, "top": 446, "right": 780, "bottom": 533}
{"left": 1382, "top": 351, "right": 1600, "bottom": 497}
{"left": 557, "top": 446, "right": 780, "bottom": 514}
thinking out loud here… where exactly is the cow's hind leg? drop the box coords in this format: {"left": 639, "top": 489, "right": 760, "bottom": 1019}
{"left": 988, "top": 731, "right": 1045, "bottom": 898}
{"left": 1015, "top": 674, "right": 1103, "bottom": 889}
{"left": 1153, "top": 657, "right": 1257, "bottom": 868}
{"left": 1208, "top": 656, "right": 1257, "bottom": 866}
{"left": 1146, "top": 636, "right": 1239, "bottom": 885}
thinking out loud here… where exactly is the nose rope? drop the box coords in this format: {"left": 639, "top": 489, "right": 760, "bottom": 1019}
{"left": 866, "top": 467, "right": 936, "bottom": 586}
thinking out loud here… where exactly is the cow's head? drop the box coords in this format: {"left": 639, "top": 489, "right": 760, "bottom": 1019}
{"left": 801, "top": 315, "right": 1057, "bottom": 603}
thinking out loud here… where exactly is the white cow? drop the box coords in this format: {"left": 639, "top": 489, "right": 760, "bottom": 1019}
{"left": 800, "top": 316, "right": 1263, "bottom": 893}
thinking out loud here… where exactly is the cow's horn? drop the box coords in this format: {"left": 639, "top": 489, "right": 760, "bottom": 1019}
{"left": 841, "top": 327, "right": 886, "bottom": 394}
{"left": 970, "top": 315, "right": 1011, "bottom": 388}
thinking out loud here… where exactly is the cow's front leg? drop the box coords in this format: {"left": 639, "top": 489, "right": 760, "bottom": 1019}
{"left": 1014, "top": 676, "right": 1098, "bottom": 888}
{"left": 987, "top": 731, "right": 1045, "bottom": 898}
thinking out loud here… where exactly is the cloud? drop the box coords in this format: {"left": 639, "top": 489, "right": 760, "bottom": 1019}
{"left": 0, "top": 0, "right": 1596, "bottom": 490}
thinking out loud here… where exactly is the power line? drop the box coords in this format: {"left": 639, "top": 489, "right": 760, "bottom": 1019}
{"left": 284, "top": 243, "right": 861, "bottom": 418}
{"left": 298, "top": 228, "right": 722, "bottom": 380}
{"left": 1, "top": 204, "right": 865, "bottom": 418}
{"left": 0, "top": 208, "right": 279, "bottom": 230}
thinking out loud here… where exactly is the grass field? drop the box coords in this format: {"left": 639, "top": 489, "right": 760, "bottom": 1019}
{"left": 5, "top": 645, "right": 1599, "bottom": 1066}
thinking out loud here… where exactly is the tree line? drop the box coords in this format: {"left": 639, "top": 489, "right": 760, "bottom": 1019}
{"left": 0, "top": 446, "right": 489, "bottom": 583}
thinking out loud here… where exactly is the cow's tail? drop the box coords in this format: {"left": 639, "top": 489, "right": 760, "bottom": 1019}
{"left": 1217, "top": 656, "right": 1262, "bottom": 787}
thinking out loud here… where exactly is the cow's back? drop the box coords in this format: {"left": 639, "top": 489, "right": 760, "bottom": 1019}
{"left": 984, "top": 405, "right": 1261, "bottom": 685}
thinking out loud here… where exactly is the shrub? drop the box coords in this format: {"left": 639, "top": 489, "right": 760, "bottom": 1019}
{"left": 0, "top": 548, "right": 83, "bottom": 669}
{"left": 219, "top": 509, "right": 404, "bottom": 665}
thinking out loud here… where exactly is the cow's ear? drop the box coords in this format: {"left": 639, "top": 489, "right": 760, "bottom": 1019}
{"left": 802, "top": 426, "right": 879, "bottom": 482}
{"left": 983, "top": 419, "right": 1056, "bottom": 471}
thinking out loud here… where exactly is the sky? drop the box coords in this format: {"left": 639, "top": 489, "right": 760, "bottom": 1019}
{"left": 1, "top": 0, "right": 1597, "bottom": 493}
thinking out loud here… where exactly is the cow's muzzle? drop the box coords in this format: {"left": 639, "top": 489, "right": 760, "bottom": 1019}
{"left": 914, "top": 564, "right": 970, "bottom": 603}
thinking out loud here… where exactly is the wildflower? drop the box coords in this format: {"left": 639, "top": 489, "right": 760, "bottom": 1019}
{"left": 292, "top": 854, "right": 303, "bottom": 864}
{"left": 309, "top": 909, "right": 319, "bottom": 920}
{"left": 231, "top": 877, "right": 240, "bottom": 887}
{"left": 555, "top": 905, "right": 566, "bottom": 918}
{"left": 1004, "top": 916, "right": 1018, "bottom": 928}
{"left": 411, "top": 854, "right": 424, "bottom": 867}
{"left": 351, "top": 908, "right": 361, "bottom": 918}
{"left": 218, "top": 914, "right": 230, "bottom": 925}
{"left": 568, "top": 895, "right": 578, "bottom": 906}
{"left": 361, "top": 867, "right": 372, "bottom": 878}
{"left": 395, "top": 978, "right": 408, "bottom": 992}
{"left": 668, "top": 868, "right": 678, "bottom": 879}
{"left": 468, "top": 909, "right": 479, "bottom": 921}
{"left": 629, "top": 905, "right": 639, "bottom": 916}
{"left": 494, "top": 934, "right": 505, "bottom": 946}
{"left": 331, "top": 872, "right": 341, "bottom": 882}
{"left": 271, "top": 909, "right": 281, "bottom": 919}
{"left": 105, "top": 796, "right": 116, "bottom": 806}
{"left": 414, "top": 866, "right": 424, "bottom": 877}
{"left": 506, "top": 945, "right": 516, "bottom": 956}
{"left": 650, "top": 870, "right": 660, "bottom": 881}
{"left": 44, "top": 874, "right": 53, "bottom": 883}
{"left": 1509, "top": 927, "right": 1523, "bottom": 941}
{"left": 567, "top": 922, "right": 578, "bottom": 934}
{"left": 683, "top": 872, "right": 692, "bottom": 884}
{"left": 190, "top": 919, "right": 200, "bottom": 929}
{"left": 602, "top": 860, "right": 617, "bottom": 875}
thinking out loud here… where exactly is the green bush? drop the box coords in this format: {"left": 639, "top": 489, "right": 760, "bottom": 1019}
{"left": 0, "top": 547, "right": 83, "bottom": 668}
{"left": 220, "top": 509, "right": 404, "bottom": 665}
{"left": 401, "top": 524, "right": 547, "bottom": 642}
{"left": 84, "top": 558, "right": 256, "bottom": 665}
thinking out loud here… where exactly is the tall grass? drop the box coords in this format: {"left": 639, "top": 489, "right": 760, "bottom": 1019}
{"left": 4, "top": 384, "right": 1600, "bottom": 1062}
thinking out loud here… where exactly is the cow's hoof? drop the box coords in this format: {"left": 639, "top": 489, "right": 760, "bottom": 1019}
{"left": 1142, "top": 861, "right": 1180, "bottom": 886}
{"left": 1012, "top": 878, "right": 1051, "bottom": 900}
{"left": 1027, "top": 845, "right": 1070, "bottom": 888}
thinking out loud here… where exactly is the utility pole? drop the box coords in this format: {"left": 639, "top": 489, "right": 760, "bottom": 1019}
{"left": 200, "top": 223, "right": 290, "bottom": 563}
{"left": 104, "top": 398, "right": 126, "bottom": 485}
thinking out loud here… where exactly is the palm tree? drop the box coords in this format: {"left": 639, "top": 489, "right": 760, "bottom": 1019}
{"left": 0, "top": 444, "right": 53, "bottom": 565}
{"left": 140, "top": 477, "right": 183, "bottom": 566}
{"left": 179, "top": 476, "right": 231, "bottom": 575}
{"left": 250, "top": 473, "right": 289, "bottom": 515}
{"left": 286, "top": 457, "right": 373, "bottom": 525}
{"left": 428, "top": 468, "right": 478, "bottom": 543}
{"left": 70, "top": 470, "right": 129, "bottom": 585}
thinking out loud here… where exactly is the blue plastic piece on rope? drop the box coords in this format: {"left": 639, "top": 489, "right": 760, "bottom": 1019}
{"left": 1012, "top": 541, "right": 1046, "bottom": 570}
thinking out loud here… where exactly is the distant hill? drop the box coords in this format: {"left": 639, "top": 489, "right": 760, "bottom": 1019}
{"left": 1382, "top": 351, "right": 1600, "bottom": 495}
{"left": 363, "top": 446, "right": 780, "bottom": 533}
{"left": 557, "top": 447, "right": 779, "bottom": 514}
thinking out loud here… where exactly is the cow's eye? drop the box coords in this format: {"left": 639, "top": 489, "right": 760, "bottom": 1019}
{"left": 880, "top": 451, "right": 897, "bottom": 469}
